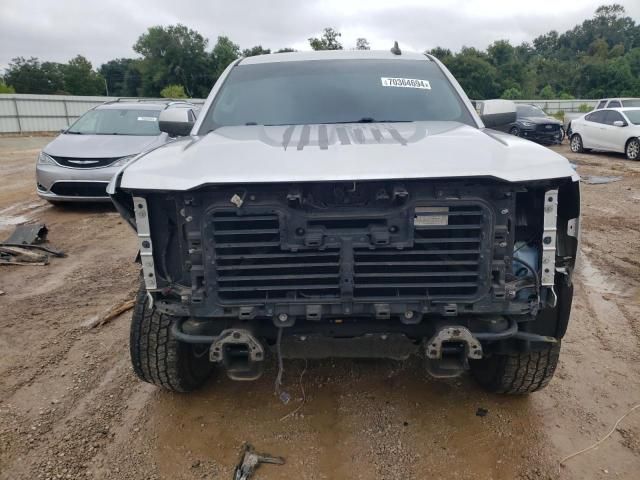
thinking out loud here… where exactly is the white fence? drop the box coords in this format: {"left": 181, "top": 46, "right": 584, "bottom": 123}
{"left": 513, "top": 99, "right": 598, "bottom": 114}
{"left": 0, "top": 94, "right": 597, "bottom": 134}
{"left": 0, "top": 94, "right": 205, "bottom": 134}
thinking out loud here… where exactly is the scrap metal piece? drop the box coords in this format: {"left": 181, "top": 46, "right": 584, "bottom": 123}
{"left": 541, "top": 189, "right": 558, "bottom": 286}
{"left": 4, "top": 223, "right": 48, "bottom": 245}
{"left": 0, "top": 245, "right": 49, "bottom": 265}
{"left": 132, "top": 196, "right": 157, "bottom": 290}
{"left": 233, "top": 443, "right": 285, "bottom": 480}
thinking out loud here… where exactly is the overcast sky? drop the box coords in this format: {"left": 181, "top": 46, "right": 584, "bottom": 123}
{"left": 2, "top": 0, "right": 639, "bottom": 72}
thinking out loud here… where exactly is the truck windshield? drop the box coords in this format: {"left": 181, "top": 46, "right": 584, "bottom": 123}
{"left": 201, "top": 59, "right": 475, "bottom": 132}
{"left": 67, "top": 108, "right": 161, "bottom": 136}
{"left": 621, "top": 99, "right": 640, "bottom": 108}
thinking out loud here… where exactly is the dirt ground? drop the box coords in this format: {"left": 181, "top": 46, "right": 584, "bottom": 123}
{"left": 0, "top": 135, "right": 639, "bottom": 480}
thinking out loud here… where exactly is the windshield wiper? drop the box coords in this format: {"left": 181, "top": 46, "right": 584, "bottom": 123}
{"left": 65, "top": 131, "right": 83, "bottom": 135}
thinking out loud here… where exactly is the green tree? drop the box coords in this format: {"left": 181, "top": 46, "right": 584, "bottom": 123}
{"left": 446, "top": 48, "right": 500, "bottom": 99}
{"left": 355, "top": 38, "right": 370, "bottom": 50}
{"left": 134, "top": 24, "right": 211, "bottom": 97}
{"left": 242, "top": 45, "right": 271, "bottom": 57}
{"left": 427, "top": 47, "right": 453, "bottom": 62}
{"left": 0, "top": 80, "right": 15, "bottom": 93}
{"left": 276, "top": 48, "right": 296, "bottom": 53}
{"left": 99, "top": 58, "right": 142, "bottom": 97}
{"left": 309, "top": 27, "right": 343, "bottom": 50}
{"left": 4, "top": 57, "right": 65, "bottom": 94}
{"left": 211, "top": 36, "right": 241, "bottom": 80}
{"left": 501, "top": 87, "right": 523, "bottom": 99}
{"left": 62, "top": 55, "right": 105, "bottom": 95}
{"left": 160, "top": 84, "right": 187, "bottom": 98}
{"left": 539, "top": 84, "right": 556, "bottom": 99}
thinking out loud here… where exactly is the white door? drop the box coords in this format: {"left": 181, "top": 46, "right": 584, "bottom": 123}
{"left": 602, "top": 111, "right": 631, "bottom": 153}
{"left": 580, "top": 111, "right": 607, "bottom": 149}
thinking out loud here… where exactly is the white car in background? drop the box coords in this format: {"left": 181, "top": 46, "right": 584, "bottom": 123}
{"left": 569, "top": 107, "right": 640, "bottom": 160}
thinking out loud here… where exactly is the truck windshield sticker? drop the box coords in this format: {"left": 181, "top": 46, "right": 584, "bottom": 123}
{"left": 381, "top": 77, "right": 431, "bottom": 90}
{"left": 137, "top": 116, "right": 158, "bottom": 122}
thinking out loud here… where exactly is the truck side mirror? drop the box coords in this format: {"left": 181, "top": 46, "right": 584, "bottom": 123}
{"left": 477, "top": 100, "right": 517, "bottom": 128}
{"left": 159, "top": 107, "right": 195, "bottom": 136}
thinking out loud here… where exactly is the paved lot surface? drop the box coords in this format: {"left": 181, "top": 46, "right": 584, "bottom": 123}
{"left": 0, "top": 135, "right": 639, "bottom": 480}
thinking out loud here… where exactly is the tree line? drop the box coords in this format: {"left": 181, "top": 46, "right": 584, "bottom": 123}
{"left": 1, "top": 4, "right": 639, "bottom": 100}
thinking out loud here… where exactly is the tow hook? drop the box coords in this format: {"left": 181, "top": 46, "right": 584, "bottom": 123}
{"left": 209, "top": 329, "right": 265, "bottom": 381}
{"left": 424, "top": 326, "right": 483, "bottom": 378}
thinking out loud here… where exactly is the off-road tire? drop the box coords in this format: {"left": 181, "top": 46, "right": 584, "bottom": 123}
{"left": 470, "top": 342, "right": 561, "bottom": 394}
{"left": 626, "top": 138, "right": 640, "bottom": 160}
{"left": 570, "top": 134, "right": 584, "bottom": 153}
{"left": 130, "top": 283, "right": 213, "bottom": 392}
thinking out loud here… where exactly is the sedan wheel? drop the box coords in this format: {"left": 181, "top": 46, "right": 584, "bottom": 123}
{"left": 509, "top": 127, "right": 519, "bottom": 136}
{"left": 570, "top": 134, "right": 584, "bottom": 153}
{"left": 626, "top": 138, "right": 640, "bottom": 161}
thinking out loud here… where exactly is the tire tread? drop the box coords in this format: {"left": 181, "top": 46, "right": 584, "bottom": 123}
{"left": 130, "top": 282, "right": 212, "bottom": 392}
{"left": 470, "top": 342, "right": 561, "bottom": 394}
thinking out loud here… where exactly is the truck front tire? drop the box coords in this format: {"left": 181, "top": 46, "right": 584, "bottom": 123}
{"left": 130, "top": 283, "right": 213, "bottom": 392}
{"left": 470, "top": 342, "right": 561, "bottom": 394}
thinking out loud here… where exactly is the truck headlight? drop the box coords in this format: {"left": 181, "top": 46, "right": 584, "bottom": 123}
{"left": 520, "top": 121, "right": 535, "bottom": 128}
{"left": 37, "top": 151, "right": 56, "bottom": 165}
{"left": 111, "top": 155, "right": 136, "bottom": 167}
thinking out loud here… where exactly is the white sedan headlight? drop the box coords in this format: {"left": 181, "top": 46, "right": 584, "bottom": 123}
{"left": 111, "top": 155, "right": 136, "bottom": 167}
{"left": 37, "top": 151, "right": 56, "bottom": 165}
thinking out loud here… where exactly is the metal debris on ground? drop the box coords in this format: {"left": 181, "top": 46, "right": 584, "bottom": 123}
{"left": 4, "top": 223, "right": 48, "bottom": 244}
{"left": 233, "top": 443, "right": 285, "bottom": 480}
{"left": 0, "top": 223, "right": 65, "bottom": 265}
{"left": 476, "top": 407, "right": 489, "bottom": 417}
{"left": 0, "top": 245, "right": 49, "bottom": 265}
{"left": 581, "top": 175, "right": 623, "bottom": 185}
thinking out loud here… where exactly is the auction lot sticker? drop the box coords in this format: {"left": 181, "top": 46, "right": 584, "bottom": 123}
{"left": 381, "top": 77, "right": 431, "bottom": 89}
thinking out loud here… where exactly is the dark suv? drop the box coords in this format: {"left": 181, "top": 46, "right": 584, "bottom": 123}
{"left": 500, "top": 104, "right": 564, "bottom": 144}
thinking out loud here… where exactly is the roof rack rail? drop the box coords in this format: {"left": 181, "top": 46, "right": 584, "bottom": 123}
{"left": 102, "top": 97, "right": 195, "bottom": 105}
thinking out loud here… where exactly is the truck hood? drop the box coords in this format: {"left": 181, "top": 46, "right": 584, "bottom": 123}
{"left": 519, "top": 116, "right": 562, "bottom": 125}
{"left": 117, "top": 121, "right": 578, "bottom": 191}
{"left": 44, "top": 132, "right": 168, "bottom": 158}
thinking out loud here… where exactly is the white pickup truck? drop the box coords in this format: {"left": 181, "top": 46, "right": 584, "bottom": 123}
{"left": 108, "top": 49, "right": 580, "bottom": 395}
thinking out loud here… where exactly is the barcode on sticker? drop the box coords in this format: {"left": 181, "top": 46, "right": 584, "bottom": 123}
{"left": 381, "top": 77, "right": 431, "bottom": 89}
{"left": 414, "top": 207, "right": 449, "bottom": 226}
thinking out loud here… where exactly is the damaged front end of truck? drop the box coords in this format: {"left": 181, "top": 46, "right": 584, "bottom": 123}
{"left": 111, "top": 173, "right": 579, "bottom": 385}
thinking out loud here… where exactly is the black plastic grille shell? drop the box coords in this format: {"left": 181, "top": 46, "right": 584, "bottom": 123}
{"left": 206, "top": 202, "right": 493, "bottom": 304}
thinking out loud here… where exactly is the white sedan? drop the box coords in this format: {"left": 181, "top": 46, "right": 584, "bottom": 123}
{"left": 570, "top": 107, "right": 640, "bottom": 160}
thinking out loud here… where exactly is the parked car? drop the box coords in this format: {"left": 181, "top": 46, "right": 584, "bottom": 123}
{"left": 498, "top": 104, "right": 563, "bottom": 144}
{"left": 108, "top": 49, "right": 579, "bottom": 395}
{"left": 36, "top": 100, "right": 199, "bottom": 203}
{"left": 594, "top": 98, "right": 640, "bottom": 109}
{"left": 570, "top": 107, "right": 640, "bottom": 160}
{"left": 565, "top": 98, "right": 640, "bottom": 135}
